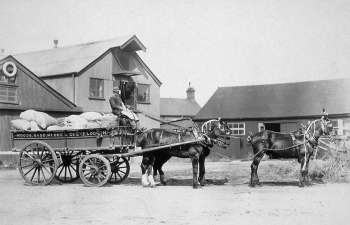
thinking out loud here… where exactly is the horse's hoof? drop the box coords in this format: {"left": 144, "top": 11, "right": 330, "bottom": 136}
{"left": 193, "top": 185, "right": 199, "bottom": 189}
{"left": 298, "top": 182, "right": 305, "bottom": 187}
{"left": 160, "top": 181, "right": 167, "bottom": 186}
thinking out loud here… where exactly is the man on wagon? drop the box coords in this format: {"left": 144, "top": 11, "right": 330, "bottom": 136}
{"left": 109, "top": 87, "right": 139, "bottom": 129}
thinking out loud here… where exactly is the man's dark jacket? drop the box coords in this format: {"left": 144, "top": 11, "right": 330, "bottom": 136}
{"left": 109, "top": 94, "right": 124, "bottom": 115}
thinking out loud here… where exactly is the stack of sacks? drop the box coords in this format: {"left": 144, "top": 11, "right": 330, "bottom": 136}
{"left": 63, "top": 115, "right": 89, "bottom": 129}
{"left": 10, "top": 119, "right": 31, "bottom": 130}
{"left": 11, "top": 109, "right": 58, "bottom": 131}
{"left": 100, "top": 113, "right": 118, "bottom": 127}
{"left": 19, "top": 109, "right": 58, "bottom": 130}
{"left": 80, "top": 112, "right": 103, "bottom": 128}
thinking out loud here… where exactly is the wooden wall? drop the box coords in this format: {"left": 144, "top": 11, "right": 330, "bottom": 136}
{"left": 43, "top": 75, "right": 75, "bottom": 103}
{"left": 0, "top": 64, "right": 77, "bottom": 112}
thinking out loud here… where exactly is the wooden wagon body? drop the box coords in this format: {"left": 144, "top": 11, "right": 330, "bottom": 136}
{"left": 11, "top": 126, "right": 137, "bottom": 187}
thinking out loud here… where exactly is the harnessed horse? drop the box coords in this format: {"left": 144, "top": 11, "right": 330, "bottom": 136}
{"left": 136, "top": 119, "right": 228, "bottom": 188}
{"left": 248, "top": 112, "right": 333, "bottom": 187}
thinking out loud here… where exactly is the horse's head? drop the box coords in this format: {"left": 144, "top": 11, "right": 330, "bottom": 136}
{"left": 201, "top": 118, "right": 230, "bottom": 147}
{"left": 319, "top": 109, "right": 333, "bottom": 136}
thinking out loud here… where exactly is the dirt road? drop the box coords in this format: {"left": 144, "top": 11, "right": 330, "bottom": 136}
{"left": 0, "top": 161, "right": 349, "bottom": 225}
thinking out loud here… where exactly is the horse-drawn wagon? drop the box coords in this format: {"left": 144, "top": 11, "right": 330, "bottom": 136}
{"left": 11, "top": 119, "right": 223, "bottom": 188}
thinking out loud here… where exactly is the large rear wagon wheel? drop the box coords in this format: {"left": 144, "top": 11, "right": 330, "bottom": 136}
{"left": 55, "top": 151, "right": 80, "bottom": 183}
{"left": 18, "top": 141, "right": 58, "bottom": 185}
{"left": 108, "top": 156, "right": 130, "bottom": 184}
{"left": 79, "top": 154, "right": 111, "bottom": 187}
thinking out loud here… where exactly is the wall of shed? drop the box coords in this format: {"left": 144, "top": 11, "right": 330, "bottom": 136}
{"left": 0, "top": 66, "right": 76, "bottom": 111}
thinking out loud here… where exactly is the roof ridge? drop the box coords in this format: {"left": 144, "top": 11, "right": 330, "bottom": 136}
{"left": 218, "top": 77, "right": 350, "bottom": 89}
{"left": 14, "top": 35, "right": 134, "bottom": 56}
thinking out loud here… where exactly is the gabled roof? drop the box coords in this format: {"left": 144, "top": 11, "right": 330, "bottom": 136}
{"left": 0, "top": 55, "right": 81, "bottom": 112}
{"left": 160, "top": 98, "right": 201, "bottom": 117}
{"left": 13, "top": 35, "right": 146, "bottom": 78}
{"left": 195, "top": 78, "right": 350, "bottom": 120}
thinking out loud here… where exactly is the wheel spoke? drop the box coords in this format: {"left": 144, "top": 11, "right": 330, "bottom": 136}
{"left": 64, "top": 166, "right": 67, "bottom": 181}
{"left": 68, "top": 166, "right": 73, "bottom": 179}
{"left": 118, "top": 170, "right": 126, "bottom": 175}
{"left": 30, "top": 168, "right": 38, "bottom": 181}
{"left": 23, "top": 151, "right": 36, "bottom": 162}
{"left": 116, "top": 172, "right": 122, "bottom": 179}
{"left": 21, "top": 163, "right": 34, "bottom": 169}
{"left": 42, "top": 166, "right": 53, "bottom": 176}
{"left": 58, "top": 166, "right": 64, "bottom": 177}
{"left": 70, "top": 165, "right": 77, "bottom": 173}
{"left": 23, "top": 165, "right": 36, "bottom": 176}
{"left": 37, "top": 167, "right": 41, "bottom": 182}
{"left": 83, "top": 170, "right": 92, "bottom": 177}
{"left": 42, "top": 159, "right": 54, "bottom": 164}
{"left": 40, "top": 168, "right": 47, "bottom": 183}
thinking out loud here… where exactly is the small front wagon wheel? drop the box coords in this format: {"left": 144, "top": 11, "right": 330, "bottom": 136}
{"left": 18, "top": 141, "right": 58, "bottom": 185}
{"left": 79, "top": 154, "right": 111, "bottom": 187}
{"left": 108, "top": 156, "right": 130, "bottom": 184}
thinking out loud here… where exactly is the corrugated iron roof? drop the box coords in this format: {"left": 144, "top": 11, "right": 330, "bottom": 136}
{"left": 195, "top": 78, "right": 350, "bottom": 120}
{"left": 13, "top": 35, "right": 146, "bottom": 77}
{"left": 160, "top": 98, "right": 201, "bottom": 117}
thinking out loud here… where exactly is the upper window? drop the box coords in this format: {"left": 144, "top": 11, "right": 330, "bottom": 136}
{"left": 0, "top": 73, "right": 18, "bottom": 104}
{"left": 227, "top": 122, "right": 245, "bottom": 135}
{"left": 137, "top": 83, "right": 150, "bottom": 104}
{"left": 89, "top": 78, "right": 104, "bottom": 99}
{"left": 0, "top": 85, "right": 18, "bottom": 103}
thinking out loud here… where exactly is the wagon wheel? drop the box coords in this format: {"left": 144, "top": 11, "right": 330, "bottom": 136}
{"left": 18, "top": 141, "right": 58, "bottom": 185}
{"left": 79, "top": 154, "right": 111, "bottom": 187}
{"left": 108, "top": 156, "right": 130, "bottom": 184}
{"left": 55, "top": 151, "right": 80, "bottom": 183}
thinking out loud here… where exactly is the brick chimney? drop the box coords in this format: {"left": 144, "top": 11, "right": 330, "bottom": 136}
{"left": 186, "top": 82, "right": 195, "bottom": 101}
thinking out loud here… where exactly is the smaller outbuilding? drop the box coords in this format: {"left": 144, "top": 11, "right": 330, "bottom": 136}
{"left": 194, "top": 78, "right": 350, "bottom": 159}
{"left": 160, "top": 84, "right": 201, "bottom": 130}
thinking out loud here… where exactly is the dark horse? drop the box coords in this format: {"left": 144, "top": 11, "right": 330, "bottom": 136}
{"left": 248, "top": 112, "right": 332, "bottom": 187}
{"left": 136, "top": 120, "right": 228, "bottom": 188}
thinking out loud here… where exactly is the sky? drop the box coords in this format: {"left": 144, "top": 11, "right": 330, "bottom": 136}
{"left": 0, "top": 0, "right": 349, "bottom": 105}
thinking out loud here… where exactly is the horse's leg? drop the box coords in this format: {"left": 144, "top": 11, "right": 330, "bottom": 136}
{"left": 299, "top": 156, "right": 306, "bottom": 187}
{"left": 141, "top": 155, "right": 151, "bottom": 187}
{"left": 141, "top": 154, "right": 156, "bottom": 187}
{"left": 304, "top": 150, "right": 313, "bottom": 186}
{"left": 198, "top": 154, "right": 206, "bottom": 186}
{"left": 250, "top": 146, "right": 264, "bottom": 187}
{"left": 190, "top": 147, "right": 200, "bottom": 189}
{"left": 157, "top": 155, "right": 171, "bottom": 185}
{"left": 147, "top": 155, "right": 156, "bottom": 188}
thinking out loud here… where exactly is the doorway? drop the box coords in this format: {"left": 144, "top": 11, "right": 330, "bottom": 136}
{"left": 264, "top": 123, "right": 281, "bottom": 132}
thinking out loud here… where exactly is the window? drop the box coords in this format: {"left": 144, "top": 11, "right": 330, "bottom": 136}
{"left": 89, "top": 78, "right": 104, "bottom": 99}
{"left": 0, "top": 73, "right": 18, "bottom": 104}
{"left": 0, "top": 85, "right": 18, "bottom": 103}
{"left": 331, "top": 119, "right": 344, "bottom": 136}
{"left": 227, "top": 122, "right": 245, "bottom": 135}
{"left": 137, "top": 83, "right": 150, "bottom": 103}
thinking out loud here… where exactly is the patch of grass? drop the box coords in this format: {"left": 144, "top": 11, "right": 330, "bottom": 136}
{"left": 309, "top": 140, "right": 350, "bottom": 183}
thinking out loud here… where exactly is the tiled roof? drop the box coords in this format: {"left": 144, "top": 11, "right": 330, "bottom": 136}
{"left": 13, "top": 35, "right": 146, "bottom": 77}
{"left": 195, "top": 78, "right": 350, "bottom": 120}
{"left": 160, "top": 98, "right": 201, "bottom": 117}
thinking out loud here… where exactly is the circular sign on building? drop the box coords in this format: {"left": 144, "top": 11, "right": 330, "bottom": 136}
{"left": 2, "top": 61, "right": 17, "bottom": 78}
